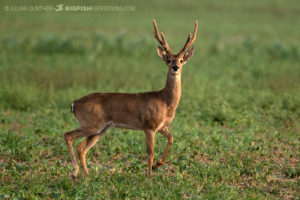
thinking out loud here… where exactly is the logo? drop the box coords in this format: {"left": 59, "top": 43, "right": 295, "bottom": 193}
{"left": 54, "top": 4, "right": 63, "bottom": 12}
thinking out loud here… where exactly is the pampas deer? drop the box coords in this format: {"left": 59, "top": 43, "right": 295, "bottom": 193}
{"left": 64, "top": 20, "right": 198, "bottom": 178}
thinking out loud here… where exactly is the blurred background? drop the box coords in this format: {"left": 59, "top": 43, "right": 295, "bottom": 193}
{"left": 0, "top": 0, "right": 299, "bottom": 199}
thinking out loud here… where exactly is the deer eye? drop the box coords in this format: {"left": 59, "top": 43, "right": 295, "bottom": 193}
{"left": 179, "top": 59, "right": 183, "bottom": 64}
{"left": 167, "top": 59, "right": 172, "bottom": 64}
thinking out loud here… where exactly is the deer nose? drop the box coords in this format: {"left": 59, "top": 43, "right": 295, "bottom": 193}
{"left": 172, "top": 66, "right": 179, "bottom": 72}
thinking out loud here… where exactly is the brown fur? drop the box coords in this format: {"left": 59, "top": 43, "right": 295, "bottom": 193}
{"left": 64, "top": 20, "right": 197, "bottom": 178}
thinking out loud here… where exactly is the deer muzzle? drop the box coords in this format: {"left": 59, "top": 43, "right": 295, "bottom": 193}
{"left": 172, "top": 66, "right": 179, "bottom": 72}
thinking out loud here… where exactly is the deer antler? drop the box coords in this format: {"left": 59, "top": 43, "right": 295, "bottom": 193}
{"left": 178, "top": 20, "right": 198, "bottom": 56}
{"left": 153, "top": 20, "right": 173, "bottom": 55}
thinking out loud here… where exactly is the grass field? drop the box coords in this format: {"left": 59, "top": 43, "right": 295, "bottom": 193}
{"left": 0, "top": 0, "right": 299, "bottom": 199}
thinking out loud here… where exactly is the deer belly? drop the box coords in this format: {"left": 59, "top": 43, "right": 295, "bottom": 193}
{"left": 109, "top": 121, "right": 141, "bottom": 130}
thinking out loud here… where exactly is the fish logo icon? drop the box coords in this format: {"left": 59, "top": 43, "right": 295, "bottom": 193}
{"left": 54, "top": 4, "right": 64, "bottom": 12}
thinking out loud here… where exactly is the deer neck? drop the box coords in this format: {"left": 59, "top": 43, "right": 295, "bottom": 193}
{"left": 162, "top": 73, "right": 182, "bottom": 109}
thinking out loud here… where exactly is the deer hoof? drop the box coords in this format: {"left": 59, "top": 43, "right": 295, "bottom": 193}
{"left": 152, "top": 160, "right": 164, "bottom": 170}
{"left": 70, "top": 174, "right": 77, "bottom": 180}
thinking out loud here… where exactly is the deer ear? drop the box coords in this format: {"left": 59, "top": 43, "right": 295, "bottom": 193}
{"left": 157, "top": 46, "right": 168, "bottom": 61}
{"left": 183, "top": 47, "right": 194, "bottom": 62}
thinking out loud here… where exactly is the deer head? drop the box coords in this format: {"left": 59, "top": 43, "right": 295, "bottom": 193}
{"left": 153, "top": 20, "right": 198, "bottom": 76}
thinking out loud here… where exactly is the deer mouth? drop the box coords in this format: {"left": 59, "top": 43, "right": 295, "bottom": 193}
{"left": 171, "top": 71, "right": 181, "bottom": 76}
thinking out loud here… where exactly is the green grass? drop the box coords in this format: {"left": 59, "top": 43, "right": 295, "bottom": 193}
{"left": 0, "top": 0, "right": 299, "bottom": 199}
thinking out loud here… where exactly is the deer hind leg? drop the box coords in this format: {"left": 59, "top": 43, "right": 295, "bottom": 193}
{"left": 77, "top": 126, "right": 109, "bottom": 177}
{"left": 152, "top": 127, "right": 173, "bottom": 170}
{"left": 64, "top": 128, "right": 92, "bottom": 178}
{"left": 144, "top": 129, "right": 156, "bottom": 178}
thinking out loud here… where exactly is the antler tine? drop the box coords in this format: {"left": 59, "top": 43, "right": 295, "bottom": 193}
{"left": 178, "top": 20, "right": 198, "bottom": 55}
{"left": 153, "top": 20, "right": 162, "bottom": 43}
{"left": 153, "top": 20, "right": 172, "bottom": 54}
